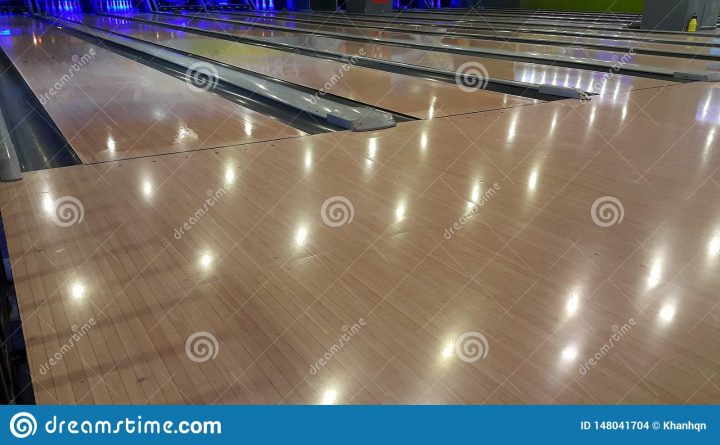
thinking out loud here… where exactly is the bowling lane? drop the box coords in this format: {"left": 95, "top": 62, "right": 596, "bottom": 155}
{"left": 252, "top": 9, "right": 635, "bottom": 30}
{"left": 125, "top": 13, "right": 674, "bottom": 95}
{"left": 4, "top": 80, "right": 720, "bottom": 404}
{"left": 205, "top": 10, "right": 720, "bottom": 56}
{"left": 406, "top": 9, "right": 638, "bottom": 21}
{"left": 230, "top": 10, "right": 720, "bottom": 45}
{"left": 0, "top": 16, "right": 305, "bottom": 164}
{"left": 194, "top": 10, "right": 720, "bottom": 61}
{"left": 76, "top": 15, "right": 539, "bottom": 119}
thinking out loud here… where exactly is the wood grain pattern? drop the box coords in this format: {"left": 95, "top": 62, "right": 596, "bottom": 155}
{"left": 121, "top": 13, "right": 677, "bottom": 95}
{"left": 150, "top": 12, "right": 718, "bottom": 71}
{"left": 218, "top": 10, "right": 720, "bottom": 44}
{"left": 1, "top": 79, "right": 719, "bottom": 404}
{"left": 0, "top": 17, "right": 305, "bottom": 164}
{"left": 77, "top": 15, "right": 539, "bottom": 120}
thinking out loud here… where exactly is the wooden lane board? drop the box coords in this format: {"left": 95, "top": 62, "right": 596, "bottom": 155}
{"left": 77, "top": 15, "right": 540, "bottom": 120}
{"left": 136, "top": 13, "right": 676, "bottom": 95}
{"left": 2, "top": 80, "right": 719, "bottom": 404}
{"left": 0, "top": 16, "right": 305, "bottom": 164}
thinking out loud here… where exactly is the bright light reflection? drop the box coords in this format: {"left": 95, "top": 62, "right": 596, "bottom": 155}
{"left": 142, "top": 180, "right": 153, "bottom": 198}
{"left": 709, "top": 236, "right": 720, "bottom": 256}
{"left": 224, "top": 167, "right": 236, "bottom": 185}
{"left": 42, "top": 195, "right": 54, "bottom": 213}
{"left": 566, "top": 294, "right": 579, "bottom": 315}
{"left": 561, "top": 346, "right": 577, "bottom": 361}
{"left": 441, "top": 342, "right": 454, "bottom": 360}
{"left": 647, "top": 260, "right": 662, "bottom": 288}
{"left": 368, "top": 138, "right": 377, "bottom": 159}
{"left": 200, "top": 253, "right": 213, "bottom": 269}
{"left": 528, "top": 171, "right": 538, "bottom": 191}
{"left": 321, "top": 389, "right": 337, "bottom": 405}
{"left": 395, "top": 204, "right": 406, "bottom": 221}
{"left": 295, "top": 226, "right": 308, "bottom": 246}
{"left": 470, "top": 184, "right": 481, "bottom": 203}
{"left": 658, "top": 304, "right": 675, "bottom": 323}
{"left": 71, "top": 282, "right": 85, "bottom": 300}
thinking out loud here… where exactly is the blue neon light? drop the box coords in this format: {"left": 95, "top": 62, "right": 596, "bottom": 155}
{"left": 102, "top": 0, "right": 131, "bottom": 12}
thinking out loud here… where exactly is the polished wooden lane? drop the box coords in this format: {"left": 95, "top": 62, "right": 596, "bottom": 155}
{"left": 231, "top": 10, "right": 720, "bottom": 45}
{"left": 2, "top": 80, "right": 719, "bottom": 404}
{"left": 75, "top": 16, "right": 538, "bottom": 119}
{"left": 141, "top": 13, "right": 714, "bottom": 74}
{"left": 398, "top": 9, "right": 638, "bottom": 22}
{"left": 199, "top": 11, "right": 720, "bottom": 57}
{"left": 249, "top": 9, "right": 637, "bottom": 29}
{"left": 0, "top": 17, "right": 305, "bottom": 164}
{"left": 206, "top": 12, "right": 719, "bottom": 56}
{"left": 110, "top": 14, "right": 675, "bottom": 95}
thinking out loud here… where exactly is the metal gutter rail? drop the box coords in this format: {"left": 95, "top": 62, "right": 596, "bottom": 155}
{"left": 145, "top": 12, "right": 719, "bottom": 84}
{"left": 0, "top": 104, "right": 22, "bottom": 182}
{"left": 47, "top": 16, "right": 396, "bottom": 132}
{"left": 105, "top": 13, "right": 593, "bottom": 100}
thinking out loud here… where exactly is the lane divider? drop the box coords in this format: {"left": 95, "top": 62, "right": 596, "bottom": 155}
{"left": 44, "top": 16, "right": 397, "bottom": 132}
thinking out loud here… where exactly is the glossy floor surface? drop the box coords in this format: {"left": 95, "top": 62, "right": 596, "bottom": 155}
{"left": 1, "top": 9, "right": 719, "bottom": 405}
{"left": 72, "top": 15, "right": 537, "bottom": 119}
{"left": 239, "top": 10, "right": 720, "bottom": 44}
{"left": 0, "top": 17, "right": 305, "bottom": 163}
{"left": 191, "top": 11, "right": 720, "bottom": 59}
{"left": 3, "top": 79, "right": 720, "bottom": 404}
{"left": 204, "top": 11, "right": 720, "bottom": 54}
{"left": 102, "top": 13, "right": 674, "bottom": 94}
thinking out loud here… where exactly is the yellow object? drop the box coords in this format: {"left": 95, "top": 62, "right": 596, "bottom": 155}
{"left": 688, "top": 15, "right": 698, "bottom": 32}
